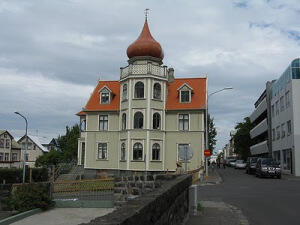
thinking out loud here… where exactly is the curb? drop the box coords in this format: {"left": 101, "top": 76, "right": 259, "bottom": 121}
{"left": 0, "top": 209, "right": 42, "bottom": 225}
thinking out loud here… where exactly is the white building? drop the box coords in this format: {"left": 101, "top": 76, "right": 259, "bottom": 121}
{"left": 271, "top": 58, "right": 300, "bottom": 176}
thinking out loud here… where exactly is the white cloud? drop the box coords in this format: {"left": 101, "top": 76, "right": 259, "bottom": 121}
{"left": 0, "top": 0, "right": 299, "bottom": 149}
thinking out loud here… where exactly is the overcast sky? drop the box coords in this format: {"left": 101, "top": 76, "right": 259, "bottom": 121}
{"left": 0, "top": 0, "right": 299, "bottom": 151}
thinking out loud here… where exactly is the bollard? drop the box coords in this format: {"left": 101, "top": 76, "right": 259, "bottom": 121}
{"left": 190, "top": 184, "right": 198, "bottom": 215}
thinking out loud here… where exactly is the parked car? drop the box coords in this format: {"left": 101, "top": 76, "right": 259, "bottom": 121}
{"left": 226, "top": 157, "right": 236, "bottom": 166}
{"left": 229, "top": 160, "right": 237, "bottom": 167}
{"left": 255, "top": 158, "right": 281, "bottom": 179}
{"left": 235, "top": 160, "right": 246, "bottom": 169}
{"left": 246, "top": 157, "right": 258, "bottom": 174}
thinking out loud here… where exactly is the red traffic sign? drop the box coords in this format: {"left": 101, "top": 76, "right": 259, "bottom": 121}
{"left": 204, "top": 149, "right": 211, "bottom": 157}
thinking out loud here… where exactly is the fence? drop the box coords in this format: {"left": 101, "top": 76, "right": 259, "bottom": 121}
{"left": 52, "top": 178, "right": 115, "bottom": 207}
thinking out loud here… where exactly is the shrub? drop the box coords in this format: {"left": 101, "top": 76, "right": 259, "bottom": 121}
{"left": 5, "top": 183, "right": 54, "bottom": 212}
{"left": 0, "top": 168, "right": 49, "bottom": 184}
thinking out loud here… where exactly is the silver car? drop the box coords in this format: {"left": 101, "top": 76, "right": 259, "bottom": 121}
{"left": 235, "top": 160, "right": 247, "bottom": 169}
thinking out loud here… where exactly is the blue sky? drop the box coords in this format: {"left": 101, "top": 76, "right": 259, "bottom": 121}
{"left": 0, "top": 0, "right": 299, "bottom": 151}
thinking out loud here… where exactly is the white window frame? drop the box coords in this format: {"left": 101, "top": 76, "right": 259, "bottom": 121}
{"left": 131, "top": 140, "right": 144, "bottom": 161}
{"left": 151, "top": 143, "right": 161, "bottom": 161}
{"left": 287, "top": 120, "right": 292, "bottom": 136}
{"left": 153, "top": 82, "right": 162, "bottom": 100}
{"left": 178, "top": 113, "right": 190, "bottom": 131}
{"left": 99, "top": 115, "right": 109, "bottom": 131}
{"left": 134, "top": 81, "right": 145, "bottom": 99}
{"left": 133, "top": 110, "right": 144, "bottom": 129}
{"left": 285, "top": 91, "right": 290, "bottom": 108}
{"left": 99, "top": 86, "right": 112, "bottom": 104}
{"left": 97, "top": 142, "right": 108, "bottom": 160}
{"left": 122, "top": 83, "right": 128, "bottom": 101}
{"left": 120, "top": 142, "right": 126, "bottom": 161}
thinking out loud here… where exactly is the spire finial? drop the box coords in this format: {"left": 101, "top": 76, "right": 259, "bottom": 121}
{"left": 144, "top": 8, "right": 150, "bottom": 20}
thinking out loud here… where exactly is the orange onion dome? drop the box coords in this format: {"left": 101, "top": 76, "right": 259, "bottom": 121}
{"left": 127, "top": 19, "right": 164, "bottom": 60}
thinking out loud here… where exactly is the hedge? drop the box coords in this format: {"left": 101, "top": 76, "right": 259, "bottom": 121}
{"left": 5, "top": 183, "right": 54, "bottom": 212}
{"left": 0, "top": 168, "right": 49, "bottom": 184}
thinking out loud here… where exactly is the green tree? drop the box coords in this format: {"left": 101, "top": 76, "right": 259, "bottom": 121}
{"left": 208, "top": 114, "right": 217, "bottom": 153}
{"left": 35, "top": 124, "right": 79, "bottom": 167}
{"left": 233, "top": 117, "right": 254, "bottom": 160}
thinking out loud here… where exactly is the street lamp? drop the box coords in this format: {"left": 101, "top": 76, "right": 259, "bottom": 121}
{"left": 205, "top": 87, "right": 233, "bottom": 176}
{"left": 14, "top": 112, "right": 28, "bottom": 183}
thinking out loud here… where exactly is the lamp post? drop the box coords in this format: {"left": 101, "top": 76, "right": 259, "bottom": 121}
{"left": 14, "top": 112, "right": 28, "bottom": 183}
{"left": 205, "top": 87, "right": 233, "bottom": 176}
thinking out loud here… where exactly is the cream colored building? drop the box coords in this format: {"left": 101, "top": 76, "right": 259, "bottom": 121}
{"left": 77, "top": 18, "right": 206, "bottom": 174}
{"left": 0, "top": 130, "right": 22, "bottom": 168}
{"left": 17, "top": 135, "right": 49, "bottom": 168}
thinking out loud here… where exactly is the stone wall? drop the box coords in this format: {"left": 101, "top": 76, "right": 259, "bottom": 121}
{"left": 80, "top": 174, "right": 192, "bottom": 225}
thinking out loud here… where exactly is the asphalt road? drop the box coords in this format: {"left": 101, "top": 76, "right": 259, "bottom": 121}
{"left": 198, "top": 167, "right": 300, "bottom": 225}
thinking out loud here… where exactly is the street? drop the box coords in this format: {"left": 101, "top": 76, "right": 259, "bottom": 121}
{"left": 197, "top": 167, "right": 300, "bottom": 225}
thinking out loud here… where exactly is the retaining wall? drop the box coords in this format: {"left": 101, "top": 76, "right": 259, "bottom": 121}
{"left": 80, "top": 174, "right": 192, "bottom": 225}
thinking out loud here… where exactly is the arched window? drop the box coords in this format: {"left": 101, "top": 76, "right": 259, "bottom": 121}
{"left": 122, "top": 84, "right": 127, "bottom": 100}
{"left": 122, "top": 113, "right": 126, "bottom": 130}
{"left": 153, "top": 83, "right": 161, "bottom": 100}
{"left": 133, "top": 142, "right": 143, "bottom": 160}
{"left": 152, "top": 143, "right": 160, "bottom": 160}
{"left": 135, "top": 82, "right": 144, "bottom": 98}
{"left": 153, "top": 113, "right": 161, "bottom": 129}
{"left": 134, "top": 112, "right": 143, "bottom": 129}
{"left": 121, "top": 143, "right": 126, "bottom": 161}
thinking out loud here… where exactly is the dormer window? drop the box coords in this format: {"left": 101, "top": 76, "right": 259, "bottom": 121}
{"left": 99, "top": 86, "right": 112, "bottom": 104}
{"left": 180, "top": 91, "right": 190, "bottom": 102}
{"left": 101, "top": 93, "right": 109, "bottom": 104}
{"left": 178, "top": 83, "right": 193, "bottom": 103}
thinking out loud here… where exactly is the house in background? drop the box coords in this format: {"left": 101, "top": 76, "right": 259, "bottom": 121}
{"left": 0, "top": 130, "right": 22, "bottom": 168}
{"left": 17, "top": 135, "right": 49, "bottom": 168}
{"left": 42, "top": 138, "right": 60, "bottom": 151}
{"left": 77, "top": 18, "right": 206, "bottom": 175}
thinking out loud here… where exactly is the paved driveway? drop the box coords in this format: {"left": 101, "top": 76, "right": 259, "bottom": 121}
{"left": 11, "top": 208, "right": 114, "bottom": 225}
{"left": 197, "top": 167, "right": 300, "bottom": 225}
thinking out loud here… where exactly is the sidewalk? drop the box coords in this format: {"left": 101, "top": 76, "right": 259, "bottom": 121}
{"left": 186, "top": 167, "right": 249, "bottom": 225}
{"left": 196, "top": 166, "right": 223, "bottom": 186}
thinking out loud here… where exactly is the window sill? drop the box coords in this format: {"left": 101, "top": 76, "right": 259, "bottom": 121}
{"left": 119, "top": 160, "right": 127, "bottom": 162}
{"left": 133, "top": 98, "right": 146, "bottom": 100}
{"left": 150, "top": 160, "right": 162, "bottom": 162}
{"left": 96, "top": 159, "right": 108, "bottom": 161}
{"left": 152, "top": 98, "right": 163, "bottom": 102}
{"left": 121, "top": 99, "right": 128, "bottom": 102}
{"left": 131, "top": 160, "right": 144, "bottom": 162}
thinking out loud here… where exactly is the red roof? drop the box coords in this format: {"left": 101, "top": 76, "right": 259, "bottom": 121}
{"left": 77, "top": 78, "right": 206, "bottom": 114}
{"left": 83, "top": 80, "right": 120, "bottom": 112}
{"left": 166, "top": 78, "right": 207, "bottom": 110}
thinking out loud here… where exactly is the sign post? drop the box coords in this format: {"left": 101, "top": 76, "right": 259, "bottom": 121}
{"left": 204, "top": 149, "right": 211, "bottom": 176}
{"left": 178, "top": 146, "right": 193, "bottom": 173}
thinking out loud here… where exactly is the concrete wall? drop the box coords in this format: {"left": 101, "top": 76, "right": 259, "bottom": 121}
{"left": 79, "top": 175, "right": 192, "bottom": 225}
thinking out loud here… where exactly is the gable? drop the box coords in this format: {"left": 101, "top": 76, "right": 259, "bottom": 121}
{"left": 166, "top": 78, "right": 206, "bottom": 110}
{"left": 83, "top": 80, "right": 120, "bottom": 112}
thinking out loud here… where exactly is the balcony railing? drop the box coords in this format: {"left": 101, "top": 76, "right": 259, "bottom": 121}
{"left": 250, "top": 98, "right": 267, "bottom": 123}
{"left": 120, "top": 63, "right": 167, "bottom": 79}
{"left": 250, "top": 140, "right": 269, "bottom": 155}
{"left": 250, "top": 118, "right": 268, "bottom": 139}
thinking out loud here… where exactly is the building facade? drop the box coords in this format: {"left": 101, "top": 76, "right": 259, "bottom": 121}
{"left": 17, "top": 135, "right": 49, "bottom": 168}
{"left": 77, "top": 19, "right": 206, "bottom": 174}
{"left": 0, "top": 130, "right": 22, "bottom": 168}
{"left": 270, "top": 58, "right": 300, "bottom": 176}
